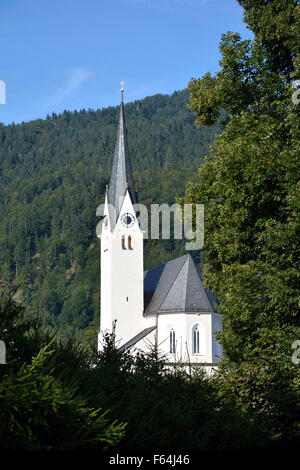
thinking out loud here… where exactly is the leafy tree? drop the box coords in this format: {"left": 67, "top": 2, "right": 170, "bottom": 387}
{"left": 182, "top": 0, "right": 300, "bottom": 444}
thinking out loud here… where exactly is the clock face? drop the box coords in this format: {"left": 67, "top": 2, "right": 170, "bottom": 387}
{"left": 121, "top": 212, "right": 135, "bottom": 228}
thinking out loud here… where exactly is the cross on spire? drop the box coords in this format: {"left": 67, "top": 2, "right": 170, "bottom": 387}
{"left": 120, "top": 80, "right": 125, "bottom": 102}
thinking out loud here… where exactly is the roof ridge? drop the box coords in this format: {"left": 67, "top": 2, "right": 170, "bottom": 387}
{"left": 189, "top": 257, "right": 216, "bottom": 311}
{"left": 185, "top": 256, "right": 217, "bottom": 312}
{"left": 154, "top": 255, "right": 188, "bottom": 313}
{"left": 158, "top": 255, "right": 190, "bottom": 312}
{"left": 144, "top": 254, "right": 189, "bottom": 276}
{"left": 183, "top": 255, "right": 192, "bottom": 311}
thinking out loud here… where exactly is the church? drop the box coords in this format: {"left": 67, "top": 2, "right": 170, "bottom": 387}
{"left": 96, "top": 89, "right": 222, "bottom": 372}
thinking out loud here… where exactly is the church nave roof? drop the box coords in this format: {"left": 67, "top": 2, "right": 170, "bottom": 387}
{"left": 144, "top": 254, "right": 218, "bottom": 316}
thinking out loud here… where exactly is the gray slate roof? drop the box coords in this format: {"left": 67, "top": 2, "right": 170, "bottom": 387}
{"left": 107, "top": 97, "right": 137, "bottom": 227}
{"left": 144, "top": 254, "right": 218, "bottom": 315}
{"left": 119, "top": 326, "right": 156, "bottom": 350}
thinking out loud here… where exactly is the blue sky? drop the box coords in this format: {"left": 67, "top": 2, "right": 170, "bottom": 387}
{"left": 0, "top": 0, "right": 251, "bottom": 125}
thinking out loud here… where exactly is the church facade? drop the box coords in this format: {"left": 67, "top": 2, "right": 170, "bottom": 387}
{"left": 96, "top": 90, "right": 222, "bottom": 371}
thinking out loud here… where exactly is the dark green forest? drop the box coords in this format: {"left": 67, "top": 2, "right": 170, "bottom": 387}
{"left": 0, "top": 89, "right": 224, "bottom": 341}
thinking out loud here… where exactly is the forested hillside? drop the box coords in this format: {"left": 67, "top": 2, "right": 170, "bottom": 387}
{"left": 0, "top": 89, "right": 224, "bottom": 341}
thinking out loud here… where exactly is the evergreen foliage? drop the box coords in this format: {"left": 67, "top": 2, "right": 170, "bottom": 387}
{"left": 0, "top": 291, "right": 126, "bottom": 450}
{"left": 0, "top": 293, "right": 267, "bottom": 451}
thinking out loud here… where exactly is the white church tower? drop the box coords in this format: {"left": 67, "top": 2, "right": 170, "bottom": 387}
{"left": 97, "top": 88, "right": 151, "bottom": 350}
{"left": 97, "top": 87, "right": 222, "bottom": 372}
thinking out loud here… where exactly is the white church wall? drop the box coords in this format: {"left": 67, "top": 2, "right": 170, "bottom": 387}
{"left": 136, "top": 323, "right": 157, "bottom": 353}
{"left": 185, "top": 314, "right": 213, "bottom": 364}
{"left": 126, "top": 313, "right": 218, "bottom": 365}
{"left": 99, "top": 191, "right": 147, "bottom": 350}
{"left": 156, "top": 313, "right": 187, "bottom": 363}
{"left": 98, "top": 233, "right": 114, "bottom": 352}
{"left": 99, "top": 193, "right": 113, "bottom": 341}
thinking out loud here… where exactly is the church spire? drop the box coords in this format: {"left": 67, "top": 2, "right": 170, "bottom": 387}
{"left": 107, "top": 85, "right": 137, "bottom": 226}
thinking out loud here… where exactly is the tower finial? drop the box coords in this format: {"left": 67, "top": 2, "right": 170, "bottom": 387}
{"left": 120, "top": 80, "right": 124, "bottom": 103}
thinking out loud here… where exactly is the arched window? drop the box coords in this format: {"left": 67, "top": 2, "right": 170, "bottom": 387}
{"left": 170, "top": 329, "right": 176, "bottom": 354}
{"left": 192, "top": 325, "right": 200, "bottom": 355}
{"left": 191, "top": 322, "right": 206, "bottom": 356}
{"left": 128, "top": 235, "right": 132, "bottom": 249}
{"left": 121, "top": 235, "right": 126, "bottom": 250}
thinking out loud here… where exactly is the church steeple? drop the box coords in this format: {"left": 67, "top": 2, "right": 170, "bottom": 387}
{"left": 98, "top": 86, "right": 145, "bottom": 352}
{"left": 107, "top": 87, "right": 137, "bottom": 227}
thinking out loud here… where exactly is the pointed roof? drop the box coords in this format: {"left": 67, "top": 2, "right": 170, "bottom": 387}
{"left": 144, "top": 254, "right": 218, "bottom": 315}
{"left": 107, "top": 91, "right": 137, "bottom": 226}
